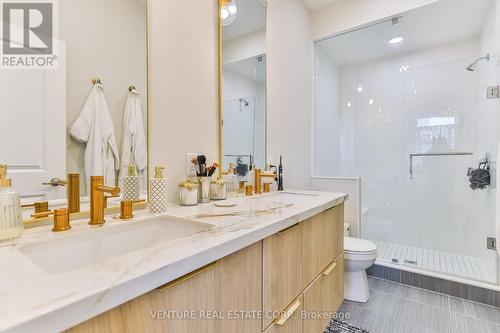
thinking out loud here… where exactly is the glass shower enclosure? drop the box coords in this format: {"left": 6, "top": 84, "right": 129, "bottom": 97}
{"left": 314, "top": 0, "right": 499, "bottom": 284}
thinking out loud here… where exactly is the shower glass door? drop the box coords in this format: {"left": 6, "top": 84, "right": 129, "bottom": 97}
{"left": 313, "top": 0, "right": 499, "bottom": 284}
{"left": 393, "top": 57, "right": 499, "bottom": 284}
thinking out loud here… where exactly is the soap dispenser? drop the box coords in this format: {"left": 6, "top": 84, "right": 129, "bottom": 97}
{"left": 123, "top": 165, "right": 140, "bottom": 201}
{"left": 0, "top": 165, "right": 23, "bottom": 241}
{"left": 149, "top": 166, "right": 167, "bottom": 214}
{"left": 224, "top": 163, "right": 238, "bottom": 197}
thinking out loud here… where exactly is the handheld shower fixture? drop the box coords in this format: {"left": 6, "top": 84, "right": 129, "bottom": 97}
{"left": 466, "top": 54, "right": 490, "bottom": 71}
{"left": 239, "top": 98, "right": 249, "bottom": 107}
{"left": 238, "top": 98, "right": 250, "bottom": 112}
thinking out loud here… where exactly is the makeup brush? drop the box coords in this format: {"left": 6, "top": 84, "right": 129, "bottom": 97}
{"left": 197, "top": 155, "right": 207, "bottom": 176}
{"left": 208, "top": 163, "right": 219, "bottom": 177}
{"left": 191, "top": 157, "right": 200, "bottom": 176}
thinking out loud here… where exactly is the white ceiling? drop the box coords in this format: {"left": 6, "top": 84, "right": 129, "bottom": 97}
{"left": 304, "top": 0, "right": 340, "bottom": 11}
{"left": 223, "top": 0, "right": 266, "bottom": 41}
{"left": 317, "top": 0, "right": 493, "bottom": 67}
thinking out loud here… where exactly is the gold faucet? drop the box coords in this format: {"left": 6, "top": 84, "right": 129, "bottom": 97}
{"left": 254, "top": 169, "right": 277, "bottom": 195}
{"left": 28, "top": 201, "right": 51, "bottom": 218}
{"left": 254, "top": 169, "right": 262, "bottom": 194}
{"left": 89, "top": 176, "right": 120, "bottom": 225}
{"left": 119, "top": 199, "right": 147, "bottom": 220}
{"left": 32, "top": 208, "right": 71, "bottom": 232}
{"left": 67, "top": 173, "right": 81, "bottom": 213}
{"left": 29, "top": 173, "right": 81, "bottom": 216}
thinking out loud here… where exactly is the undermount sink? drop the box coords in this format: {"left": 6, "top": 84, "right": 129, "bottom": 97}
{"left": 19, "top": 217, "right": 214, "bottom": 274}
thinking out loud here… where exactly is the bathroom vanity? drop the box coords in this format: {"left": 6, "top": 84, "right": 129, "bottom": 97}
{"left": 0, "top": 190, "right": 346, "bottom": 333}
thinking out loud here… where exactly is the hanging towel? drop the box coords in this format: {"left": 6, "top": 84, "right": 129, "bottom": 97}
{"left": 118, "top": 88, "right": 147, "bottom": 189}
{"left": 69, "top": 83, "right": 120, "bottom": 193}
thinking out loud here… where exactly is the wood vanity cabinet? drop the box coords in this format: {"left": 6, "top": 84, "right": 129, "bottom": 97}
{"left": 67, "top": 203, "right": 345, "bottom": 333}
{"left": 303, "top": 204, "right": 344, "bottom": 287}
{"left": 67, "top": 242, "right": 262, "bottom": 333}
{"left": 216, "top": 241, "right": 262, "bottom": 333}
{"left": 262, "top": 222, "right": 303, "bottom": 330}
{"left": 303, "top": 254, "right": 344, "bottom": 333}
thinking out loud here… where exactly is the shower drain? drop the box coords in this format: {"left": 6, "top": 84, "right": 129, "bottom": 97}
{"left": 390, "top": 258, "right": 418, "bottom": 265}
{"left": 404, "top": 259, "right": 418, "bottom": 265}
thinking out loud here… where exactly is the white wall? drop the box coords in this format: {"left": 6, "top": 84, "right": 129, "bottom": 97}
{"left": 223, "top": 70, "right": 258, "bottom": 101}
{"left": 311, "top": 177, "right": 361, "bottom": 237}
{"left": 61, "top": 0, "right": 147, "bottom": 193}
{"left": 149, "top": 0, "right": 218, "bottom": 203}
{"left": 223, "top": 30, "right": 266, "bottom": 65}
{"left": 314, "top": 45, "right": 341, "bottom": 176}
{"left": 311, "top": 0, "right": 438, "bottom": 40}
{"left": 267, "top": 0, "right": 312, "bottom": 189}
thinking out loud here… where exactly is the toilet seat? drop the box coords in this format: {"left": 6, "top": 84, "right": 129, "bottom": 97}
{"left": 344, "top": 237, "right": 377, "bottom": 261}
{"left": 344, "top": 237, "right": 377, "bottom": 253}
{"left": 345, "top": 251, "right": 377, "bottom": 261}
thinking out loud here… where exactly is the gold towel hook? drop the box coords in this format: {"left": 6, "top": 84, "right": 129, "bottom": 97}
{"left": 92, "top": 77, "right": 102, "bottom": 85}
{"left": 128, "top": 85, "right": 136, "bottom": 92}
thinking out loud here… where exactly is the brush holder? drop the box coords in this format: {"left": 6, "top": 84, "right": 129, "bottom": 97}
{"left": 198, "top": 177, "right": 211, "bottom": 203}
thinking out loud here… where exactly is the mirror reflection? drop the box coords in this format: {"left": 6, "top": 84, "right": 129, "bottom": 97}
{"left": 0, "top": 0, "right": 148, "bottom": 218}
{"left": 221, "top": 0, "right": 267, "bottom": 180}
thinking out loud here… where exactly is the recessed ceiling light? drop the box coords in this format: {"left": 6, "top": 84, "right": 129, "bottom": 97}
{"left": 369, "top": 99, "right": 374, "bottom": 105}
{"left": 357, "top": 85, "right": 363, "bottom": 92}
{"left": 388, "top": 36, "right": 404, "bottom": 45}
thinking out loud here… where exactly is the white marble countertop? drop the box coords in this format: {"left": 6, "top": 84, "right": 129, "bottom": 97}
{"left": 0, "top": 189, "right": 347, "bottom": 333}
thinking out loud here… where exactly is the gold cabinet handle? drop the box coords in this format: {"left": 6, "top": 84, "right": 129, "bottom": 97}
{"left": 322, "top": 261, "right": 337, "bottom": 276}
{"left": 156, "top": 261, "right": 217, "bottom": 292}
{"left": 275, "top": 298, "right": 301, "bottom": 326}
{"left": 277, "top": 222, "right": 300, "bottom": 235}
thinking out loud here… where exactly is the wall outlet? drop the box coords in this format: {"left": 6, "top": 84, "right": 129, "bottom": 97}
{"left": 487, "top": 86, "right": 499, "bottom": 99}
{"left": 186, "top": 153, "right": 198, "bottom": 179}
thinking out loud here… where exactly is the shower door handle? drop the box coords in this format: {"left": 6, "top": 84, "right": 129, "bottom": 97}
{"left": 409, "top": 152, "right": 473, "bottom": 179}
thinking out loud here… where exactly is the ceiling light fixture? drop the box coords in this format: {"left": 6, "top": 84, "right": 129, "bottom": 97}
{"left": 220, "top": 0, "right": 238, "bottom": 26}
{"left": 388, "top": 36, "right": 404, "bottom": 45}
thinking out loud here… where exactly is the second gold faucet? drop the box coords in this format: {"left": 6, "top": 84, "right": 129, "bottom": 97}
{"left": 89, "top": 176, "right": 120, "bottom": 225}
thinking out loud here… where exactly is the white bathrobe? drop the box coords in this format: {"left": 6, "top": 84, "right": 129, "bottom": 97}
{"left": 119, "top": 89, "right": 147, "bottom": 188}
{"left": 69, "top": 84, "right": 120, "bottom": 193}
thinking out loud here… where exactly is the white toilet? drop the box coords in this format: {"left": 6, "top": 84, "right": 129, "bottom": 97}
{"left": 344, "top": 236, "right": 377, "bottom": 303}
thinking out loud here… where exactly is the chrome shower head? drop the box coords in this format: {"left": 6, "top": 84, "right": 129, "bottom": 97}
{"left": 466, "top": 54, "right": 490, "bottom": 71}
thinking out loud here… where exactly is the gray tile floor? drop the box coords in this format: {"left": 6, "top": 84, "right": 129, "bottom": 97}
{"left": 339, "top": 277, "right": 500, "bottom": 333}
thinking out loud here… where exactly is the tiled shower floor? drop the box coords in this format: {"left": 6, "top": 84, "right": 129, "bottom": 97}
{"left": 374, "top": 241, "right": 497, "bottom": 284}
{"left": 339, "top": 277, "right": 500, "bottom": 333}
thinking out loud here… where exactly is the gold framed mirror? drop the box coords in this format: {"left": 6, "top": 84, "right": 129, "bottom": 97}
{"left": 218, "top": 0, "right": 268, "bottom": 181}
{"left": 0, "top": 0, "right": 150, "bottom": 225}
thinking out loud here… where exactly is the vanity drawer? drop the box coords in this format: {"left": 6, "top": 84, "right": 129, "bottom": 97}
{"left": 216, "top": 241, "right": 262, "bottom": 333}
{"left": 303, "top": 254, "right": 344, "bottom": 333}
{"left": 303, "top": 204, "right": 344, "bottom": 287}
{"left": 264, "top": 295, "right": 303, "bottom": 333}
{"left": 263, "top": 222, "right": 304, "bottom": 330}
{"left": 67, "top": 261, "right": 219, "bottom": 333}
